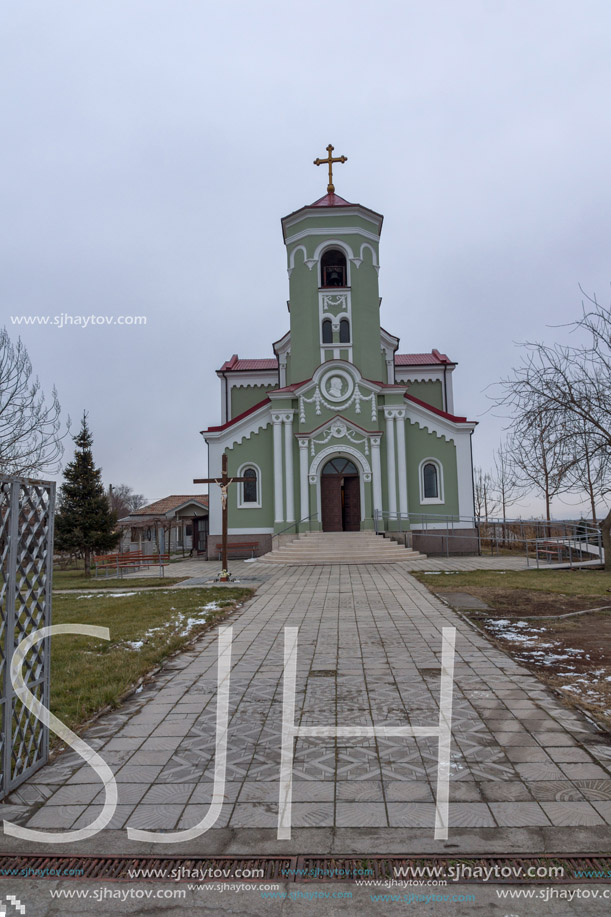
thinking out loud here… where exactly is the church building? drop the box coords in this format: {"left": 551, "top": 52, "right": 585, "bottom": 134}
{"left": 202, "top": 148, "right": 477, "bottom": 557}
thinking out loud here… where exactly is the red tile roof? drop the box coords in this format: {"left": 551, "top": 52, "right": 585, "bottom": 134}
{"left": 310, "top": 192, "right": 353, "bottom": 207}
{"left": 218, "top": 355, "right": 278, "bottom": 372}
{"left": 204, "top": 398, "right": 271, "bottom": 433}
{"left": 405, "top": 393, "right": 470, "bottom": 423}
{"left": 132, "top": 495, "right": 209, "bottom": 515}
{"left": 270, "top": 379, "right": 311, "bottom": 393}
{"left": 218, "top": 352, "right": 454, "bottom": 372}
{"left": 395, "top": 350, "right": 454, "bottom": 366}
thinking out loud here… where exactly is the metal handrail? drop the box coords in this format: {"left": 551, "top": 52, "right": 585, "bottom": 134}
{"left": 272, "top": 513, "right": 319, "bottom": 549}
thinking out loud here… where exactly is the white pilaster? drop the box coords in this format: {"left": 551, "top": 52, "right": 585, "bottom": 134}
{"left": 395, "top": 410, "right": 408, "bottom": 521}
{"left": 371, "top": 436, "right": 383, "bottom": 516}
{"left": 298, "top": 439, "right": 309, "bottom": 523}
{"left": 279, "top": 355, "right": 287, "bottom": 388}
{"left": 455, "top": 430, "right": 475, "bottom": 520}
{"left": 385, "top": 410, "right": 397, "bottom": 518}
{"left": 284, "top": 412, "right": 295, "bottom": 523}
{"left": 272, "top": 414, "right": 284, "bottom": 524}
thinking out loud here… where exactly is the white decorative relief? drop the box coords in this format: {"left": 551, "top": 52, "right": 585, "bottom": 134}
{"left": 299, "top": 383, "right": 377, "bottom": 423}
{"left": 309, "top": 420, "right": 371, "bottom": 456}
{"left": 321, "top": 293, "right": 348, "bottom": 315}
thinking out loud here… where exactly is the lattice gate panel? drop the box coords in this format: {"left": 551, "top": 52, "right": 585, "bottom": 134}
{"left": 0, "top": 475, "right": 55, "bottom": 799}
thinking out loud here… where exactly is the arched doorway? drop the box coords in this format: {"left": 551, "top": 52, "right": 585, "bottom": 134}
{"left": 321, "top": 458, "right": 361, "bottom": 531}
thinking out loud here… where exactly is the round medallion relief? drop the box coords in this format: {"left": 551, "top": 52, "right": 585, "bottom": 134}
{"left": 321, "top": 369, "right": 354, "bottom": 403}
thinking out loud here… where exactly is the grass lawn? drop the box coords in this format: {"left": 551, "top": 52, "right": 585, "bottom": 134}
{"left": 414, "top": 568, "right": 611, "bottom": 732}
{"left": 49, "top": 586, "right": 252, "bottom": 744}
{"left": 53, "top": 568, "right": 189, "bottom": 590}
{"left": 414, "top": 567, "right": 611, "bottom": 599}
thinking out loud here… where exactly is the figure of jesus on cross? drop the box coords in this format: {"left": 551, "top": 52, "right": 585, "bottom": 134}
{"left": 194, "top": 453, "right": 248, "bottom": 581}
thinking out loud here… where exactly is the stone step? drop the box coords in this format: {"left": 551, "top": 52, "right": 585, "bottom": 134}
{"left": 258, "top": 552, "right": 424, "bottom": 566}
{"left": 258, "top": 532, "right": 425, "bottom": 565}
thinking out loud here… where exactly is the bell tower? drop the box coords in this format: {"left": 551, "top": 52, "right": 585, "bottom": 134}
{"left": 280, "top": 147, "right": 384, "bottom": 385}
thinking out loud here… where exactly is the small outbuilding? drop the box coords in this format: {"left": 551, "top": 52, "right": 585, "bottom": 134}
{"left": 118, "top": 495, "right": 209, "bottom": 555}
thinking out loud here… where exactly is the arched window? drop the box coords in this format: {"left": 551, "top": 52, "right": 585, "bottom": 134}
{"left": 238, "top": 464, "right": 261, "bottom": 508}
{"left": 243, "top": 468, "right": 257, "bottom": 503}
{"left": 419, "top": 458, "right": 444, "bottom": 504}
{"left": 339, "top": 318, "right": 350, "bottom": 343}
{"left": 320, "top": 249, "right": 347, "bottom": 287}
{"left": 322, "top": 458, "right": 358, "bottom": 475}
{"left": 423, "top": 463, "right": 438, "bottom": 499}
{"left": 321, "top": 319, "right": 333, "bottom": 344}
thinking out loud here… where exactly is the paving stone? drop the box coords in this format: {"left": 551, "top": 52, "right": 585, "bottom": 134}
{"left": 539, "top": 801, "right": 605, "bottom": 826}
{"left": 515, "top": 762, "right": 567, "bottom": 781}
{"left": 25, "top": 805, "right": 83, "bottom": 829}
{"left": 71, "top": 804, "right": 137, "bottom": 830}
{"left": 336, "top": 802, "right": 388, "bottom": 827}
{"left": 504, "top": 746, "right": 556, "bottom": 763}
{"left": 336, "top": 780, "right": 385, "bottom": 802}
{"left": 44, "top": 784, "right": 101, "bottom": 806}
{"left": 478, "top": 781, "right": 534, "bottom": 802}
{"left": 126, "top": 804, "right": 185, "bottom": 830}
{"left": 488, "top": 802, "right": 552, "bottom": 827}
{"left": 527, "top": 781, "right": 586, "bottom": 802}
{"left": 387, "top": 803, "right": 436, "bottom": 827}
{"left": 560, "top": 763, "right": 611, "bottom": 780}
{"left": 176, "top": 804, "right": 231, "bottom": 829}
{"left": 140, "top": 783, "right": 197, "bottom": 805}
{"left": 591, "top": 801, "right": 611, "bottom": 823}
{"left": 447, "top": 803, "right": 495, "bottom": 828}
{"left": 572, "top": 779, "right": 611, "bottom": 800}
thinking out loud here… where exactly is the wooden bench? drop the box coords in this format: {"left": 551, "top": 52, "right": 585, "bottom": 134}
{"left": 215, "top": 542, "right": 258, "bottom": 560}
{"left": 537, "top": 542, "right": 564, "bottom": 563}
{"left": 94, "top": 552, "right": 170, "bottom": 578}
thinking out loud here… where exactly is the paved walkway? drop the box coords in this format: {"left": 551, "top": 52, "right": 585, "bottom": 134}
{"left": 104, "top": 552, "right": 533, "bottom": 585}
{"left": 3, "top": 561, "right": 610, "bottom": 861}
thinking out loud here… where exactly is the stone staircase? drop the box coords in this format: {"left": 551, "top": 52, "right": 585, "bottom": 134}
{"left": 257, "top": 531, "right": 425, "bottom": 565}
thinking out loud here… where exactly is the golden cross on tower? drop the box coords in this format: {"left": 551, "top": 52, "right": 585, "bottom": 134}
{"left": 313, "top": 143, "right": 348, "bottom": 194}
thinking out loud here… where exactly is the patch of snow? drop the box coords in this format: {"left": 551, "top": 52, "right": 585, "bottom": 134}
{"left": 76, "top": 592, "right": 137, "bottom": 599}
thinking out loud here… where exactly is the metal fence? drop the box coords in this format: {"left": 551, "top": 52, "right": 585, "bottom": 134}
{"left": 373, "top": 509, "right": 605, "bottom": 567}
{"left": 0, "top": 475, "right": 55, "bottom": 799}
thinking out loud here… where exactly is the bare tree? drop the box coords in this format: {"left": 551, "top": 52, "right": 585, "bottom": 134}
{"left": 491, "top": 440, "right": 523, "bottom": 527}
{"left": 505, "top": 412, "right": 572, "bottom": 530}
{"left": 473, "top": 466, "right": 499, "bottom": 523}
{"left": 495, "top": 291, "right": 611, "bottom": 566}
{"left": 0, "top": 328, "right": 67, "bottom": 476}
{"left": 564, "top": 420, "right": 611, "bottom": 523}
{"left": 107, "top": 484, "right": 147, "bottom": 519}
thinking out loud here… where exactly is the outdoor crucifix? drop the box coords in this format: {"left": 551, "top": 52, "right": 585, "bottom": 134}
{"left": 194, "top": 452, "right": 248, "bottom": 581}
{"left": 313, "top": 143, "right": 348, "bottom": 193}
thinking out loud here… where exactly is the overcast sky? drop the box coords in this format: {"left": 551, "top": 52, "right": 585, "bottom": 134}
{"left": 2, "top": 0, "right": 610, "bottom": 518}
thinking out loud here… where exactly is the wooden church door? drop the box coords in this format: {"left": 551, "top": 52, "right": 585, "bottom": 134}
{"left": 321, "top": 458, "right": 361, "bottom": 532}
{"left": 342, "top": 476, "right": 361, "bottom": 531}
{"left": 321, "top": 475, "right": 342, "bottom": 531}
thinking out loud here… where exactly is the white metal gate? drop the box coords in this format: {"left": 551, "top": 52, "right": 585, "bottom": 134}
{"left": 0, "top": 475, "right": 55, "bottom": 799}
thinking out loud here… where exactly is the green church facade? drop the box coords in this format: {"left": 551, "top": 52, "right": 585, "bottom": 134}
{"left": 203, "top": 179, "right": 477, "bottom": 556}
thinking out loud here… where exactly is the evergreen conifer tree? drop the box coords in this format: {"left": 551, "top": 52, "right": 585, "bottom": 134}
{"left": 55, "top": 413, "right": 119, "bottom": 575}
